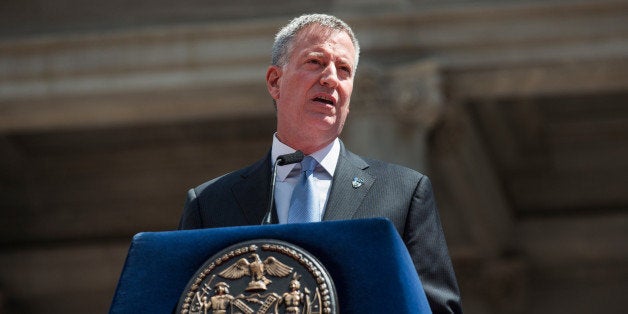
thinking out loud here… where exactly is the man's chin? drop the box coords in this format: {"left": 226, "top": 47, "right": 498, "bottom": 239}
{"left": 310, "top": 119, "right": 339, "bottom": 133}
{"left": 308, "top": 112, "right": 336, "bottom": 123}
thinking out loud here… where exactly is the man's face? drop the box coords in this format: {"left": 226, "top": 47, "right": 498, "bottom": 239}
{"left": 266, "top": 24, "right": 356, "bottom": 153}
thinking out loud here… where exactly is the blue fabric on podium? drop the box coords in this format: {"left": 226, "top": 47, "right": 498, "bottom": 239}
{"left": 110, "top": 218, "right": 431, "bottom": 313}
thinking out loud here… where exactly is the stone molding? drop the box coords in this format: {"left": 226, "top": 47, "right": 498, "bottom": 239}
{"left": 1, "top": 0, "right": 627, "bottom": 132}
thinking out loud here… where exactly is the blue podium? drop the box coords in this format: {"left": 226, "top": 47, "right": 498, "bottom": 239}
{"left": 109, "top": 218, "right": 431, "bottom": 313}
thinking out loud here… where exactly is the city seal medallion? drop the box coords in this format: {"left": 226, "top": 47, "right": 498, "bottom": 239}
{"left": 176, "top": 239, "right": 338, "bottom": 314}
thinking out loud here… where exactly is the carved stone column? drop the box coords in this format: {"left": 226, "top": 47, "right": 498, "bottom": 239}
{"left": 345, "top": 59, "right": 527, "bottom": 314}
{"left": 343, "top": 60, "right": 444, "bottom": 172}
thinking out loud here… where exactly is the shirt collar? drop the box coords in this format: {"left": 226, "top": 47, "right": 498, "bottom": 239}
{"left": 271, "top": 133, "right": 340, "bottom": 181}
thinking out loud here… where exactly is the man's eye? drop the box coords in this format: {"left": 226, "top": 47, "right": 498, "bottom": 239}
{"left": 339, "top": 66, "right": 352, "bottom": 75}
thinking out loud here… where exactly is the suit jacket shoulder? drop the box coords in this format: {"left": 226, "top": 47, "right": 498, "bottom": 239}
{"left": 178, "top": 152, "right": 272, "bottom": 229}
{"left": 324, "top": 146, "right": 428, "bottom": 229}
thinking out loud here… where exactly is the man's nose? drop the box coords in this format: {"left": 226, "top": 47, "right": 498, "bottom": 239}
{"left": 319, "top": 63, "right": 339, "bottom": 87}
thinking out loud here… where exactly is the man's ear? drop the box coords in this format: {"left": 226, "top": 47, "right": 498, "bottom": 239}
{"left": 266, "top": 65, "right": 281, "bottom": 100}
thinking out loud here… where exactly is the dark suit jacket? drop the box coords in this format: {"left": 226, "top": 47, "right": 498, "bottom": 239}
{"left": 179, "top": 142, "right": 462, "bottom": 314}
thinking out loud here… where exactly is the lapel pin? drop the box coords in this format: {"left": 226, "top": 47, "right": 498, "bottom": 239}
{"left": 352, "top": 177, "right": 364, "bottom": 188}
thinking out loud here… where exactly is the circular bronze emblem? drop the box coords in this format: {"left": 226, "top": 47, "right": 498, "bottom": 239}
{"left": 177, "top": 239, "right": 337, "bottom": 314}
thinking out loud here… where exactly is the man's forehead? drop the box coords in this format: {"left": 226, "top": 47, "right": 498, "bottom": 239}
{"left": 294, "top": 25, "right": 355, "bottom": 57}
{"left": 296, "top": 24, "right": 350, "bottom": 43}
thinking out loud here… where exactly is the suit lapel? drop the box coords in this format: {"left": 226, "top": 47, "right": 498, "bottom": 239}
{"left": 231, "top": 145, "right": 375, "bottom": 224}
{"left": 232, "top": 152, "right": 272, "bottom": 225}
{"left": 323, "top": 144, "right": 375, "bottom": 221}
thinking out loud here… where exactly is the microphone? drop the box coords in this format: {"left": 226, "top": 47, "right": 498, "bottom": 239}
{"left": 262, "top": 150, "right": 304, "bottom": 225}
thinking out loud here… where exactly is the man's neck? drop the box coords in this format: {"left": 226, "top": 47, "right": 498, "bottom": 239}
{"left": 271, "top": 134, "right": 340, "bottom": 177}
{"left": 274, "top": 133, "right": 337, "bottom": 155}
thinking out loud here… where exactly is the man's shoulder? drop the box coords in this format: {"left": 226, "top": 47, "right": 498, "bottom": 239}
{"left": 192, "top": 168, "right": 242, "bottom": 193}
{"left": 346, "top": 150, "right": 426, "bottom": 181}
{"left": 191, "top": 154, "right": 269, "bottom": 196}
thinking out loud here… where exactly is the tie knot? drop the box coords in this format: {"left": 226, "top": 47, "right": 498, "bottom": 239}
{"left": 301, "top": 156, "right": 317, "bottom": 173}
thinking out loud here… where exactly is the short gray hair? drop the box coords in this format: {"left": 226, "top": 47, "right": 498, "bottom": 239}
{"left": 271, "top": 14, "right": 360, "bottom": 70}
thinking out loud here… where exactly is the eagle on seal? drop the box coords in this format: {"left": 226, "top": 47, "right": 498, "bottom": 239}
{"left": 218, "top": 253, "right": 293, "bottom": 291}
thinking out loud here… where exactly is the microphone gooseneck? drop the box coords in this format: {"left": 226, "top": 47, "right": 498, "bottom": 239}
{"left": 277, "top": 150, "right": 304, "bottom": 166}
{"left": 262, "top": 150, "right": 305, "bottom": 225}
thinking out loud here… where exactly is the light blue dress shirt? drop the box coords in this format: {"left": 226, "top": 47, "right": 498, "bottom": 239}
{"left": 271, "top": 134, "right": 339, "bottom": 223}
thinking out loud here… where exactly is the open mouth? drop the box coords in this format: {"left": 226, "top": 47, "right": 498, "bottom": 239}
{"left": 313, "top": 96, "right": 335, "bottom": 106}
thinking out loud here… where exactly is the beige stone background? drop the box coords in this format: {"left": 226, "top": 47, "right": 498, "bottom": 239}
{"left": 1, "top": 0, "right": 627, "bottom": 313}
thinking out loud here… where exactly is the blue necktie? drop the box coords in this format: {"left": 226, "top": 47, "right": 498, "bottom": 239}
{"left": 287, "top": 156, "right": 319, "bottom": 223}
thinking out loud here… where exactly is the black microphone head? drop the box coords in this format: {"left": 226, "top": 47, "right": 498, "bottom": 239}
{"left": 276, "top": 150, "right": 304, "bottom": 166}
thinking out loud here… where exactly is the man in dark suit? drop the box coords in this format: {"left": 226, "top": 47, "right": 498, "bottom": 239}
{"left": 179, "top": 14, "right": 462, "bottom": 314}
